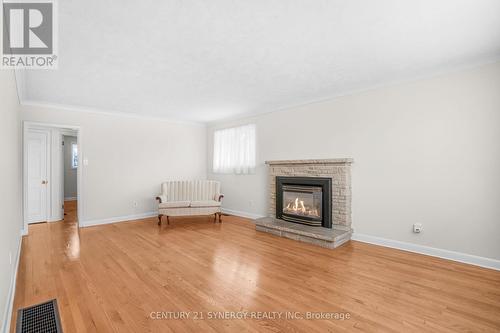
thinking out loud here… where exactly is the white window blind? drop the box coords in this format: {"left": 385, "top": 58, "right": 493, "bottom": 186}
{"left": 213, "top": 124, "right": 256, "bottom": 174}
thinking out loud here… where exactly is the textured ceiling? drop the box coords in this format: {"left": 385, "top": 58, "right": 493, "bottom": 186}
{"left": 21, "top": 0, "right": 500, "bottom": 122}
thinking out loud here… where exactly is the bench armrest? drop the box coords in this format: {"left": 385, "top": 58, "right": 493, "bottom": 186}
{"left": 156, "top": 194, "right": 168, "bottom": 204}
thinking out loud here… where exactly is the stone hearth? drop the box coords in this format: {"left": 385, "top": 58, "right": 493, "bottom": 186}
{"left": 255, "top": 217, "right": 351, "bottom": 248}
{"left": 255, "top": 158, "right": 353, "bottom": 248}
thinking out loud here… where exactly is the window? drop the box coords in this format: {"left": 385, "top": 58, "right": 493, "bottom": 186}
{"left": 71, "top": 143, "right": 78, "bottom": 169}
{"left": 213, "top": 124, "right": 256, "bottom": 174}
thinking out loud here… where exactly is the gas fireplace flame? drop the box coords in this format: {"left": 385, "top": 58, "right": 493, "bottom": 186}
{"left": 284, "top": 197, "right": 320, "bottom": 218}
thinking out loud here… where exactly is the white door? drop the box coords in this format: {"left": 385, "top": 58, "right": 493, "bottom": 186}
{"left": 26, "top": 130, "right": 49, "bottom": 223}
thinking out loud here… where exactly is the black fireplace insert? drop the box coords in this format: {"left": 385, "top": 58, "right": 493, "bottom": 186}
{"left": 276, "top": 176, "right": 332, "bottom": 228}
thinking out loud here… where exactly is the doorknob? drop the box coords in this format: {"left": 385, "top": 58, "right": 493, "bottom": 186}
{"left": 42, "top": 180, "right": 48, "bottom": 185}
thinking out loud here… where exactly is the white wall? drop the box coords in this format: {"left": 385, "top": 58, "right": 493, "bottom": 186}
{"left": 0, "top": 70, "right": 23, "bottom": 332}
{"left": 208, "top": 62, "right": 500, "bottom": 261}
{"left": 21, "top": 105, "right": 207, "bottom": 225}
{"left": 63, "top": 135, "right": 78, "bottom": 199}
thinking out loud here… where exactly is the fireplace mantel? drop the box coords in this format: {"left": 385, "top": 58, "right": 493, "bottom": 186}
{"left": 266, "top": 158, "right": 353, "bottom": 166}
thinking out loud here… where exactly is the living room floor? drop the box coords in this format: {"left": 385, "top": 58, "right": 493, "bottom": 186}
{"left": 11, "top": 215, "right": 500, "bottom": 332}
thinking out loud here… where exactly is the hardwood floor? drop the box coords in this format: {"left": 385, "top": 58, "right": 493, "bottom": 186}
{"left": 10, "top": 213, "right": 500, "bottom": 332}
{"left": 63, "top": 200, "right": 78, "bottom": 223}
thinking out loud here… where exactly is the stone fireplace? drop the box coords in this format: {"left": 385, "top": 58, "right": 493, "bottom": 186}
{"left": 255, "top": 159, "right": 353, "bottom": 248}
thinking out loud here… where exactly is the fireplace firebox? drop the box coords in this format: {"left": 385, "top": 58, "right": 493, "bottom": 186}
{"left": 276, "top": 176, "right": 332, "bottom": 228}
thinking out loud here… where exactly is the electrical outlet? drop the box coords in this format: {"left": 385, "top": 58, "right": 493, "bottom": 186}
{"left": 413, "top": 223, "right": 422, "bottom": 233}
{"left": 133, "top": 201, "right": 138, "bottom": 207}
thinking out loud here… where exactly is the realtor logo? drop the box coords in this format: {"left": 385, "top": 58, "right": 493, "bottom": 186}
{"left": 2, "top": 0, "right": 57, "bottom": 69}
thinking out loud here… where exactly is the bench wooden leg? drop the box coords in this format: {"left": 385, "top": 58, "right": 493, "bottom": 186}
{"left": 218, "top": 212, "right": 222, "bottom": 223}
{"left": 167, "top": 216, "right": 170, "bottom": 225}
{"left": 214, "top": 213, "right": 217, "bottom": 223}
{"left": 158, "top": 214, "right": 163, "bottom": 226}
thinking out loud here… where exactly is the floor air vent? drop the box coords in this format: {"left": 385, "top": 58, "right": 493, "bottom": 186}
{"left": 17, "top": 299, "right": 63, "bottom": 333}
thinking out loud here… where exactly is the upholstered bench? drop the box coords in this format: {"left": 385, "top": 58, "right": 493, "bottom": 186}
{"left": 155, "top": 180, "right": 224, "bottom": 225}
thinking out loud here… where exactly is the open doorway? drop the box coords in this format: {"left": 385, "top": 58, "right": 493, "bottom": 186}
{"left": 23, "top": 122, "right": 82, "bottom": 234}
{"left": 62, "top": 132, "right": 78, "bottom": 223}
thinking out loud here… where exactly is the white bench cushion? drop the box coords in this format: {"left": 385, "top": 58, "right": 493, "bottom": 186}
{"left": 159, "top": 201, "right": 191, "bottom": 209}
{"left": 190, "top": 200, "right": 221, "bottom": 208}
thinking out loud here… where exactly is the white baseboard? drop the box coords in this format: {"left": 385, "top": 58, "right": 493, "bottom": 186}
{"left": 64, "top": 197, "right": 77, "bottom": 201}
{"left": 352, "top": 233, "right": 500, "bottom": 271}
{"left": 2, "top": 232, "right": 23, "bottom": 333}
{"left": 80, "top": 211, "right": 157, "bottom": 227}
{"left": 221, "top": 208, "right": 265, "bottom": 220}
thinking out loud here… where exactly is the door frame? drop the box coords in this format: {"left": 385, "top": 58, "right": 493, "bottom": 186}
{"left": 23, "top": 121, "right": 84, "bottom": 235}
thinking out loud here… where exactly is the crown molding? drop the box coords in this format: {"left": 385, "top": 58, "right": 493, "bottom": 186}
{"left": 19, "top": 100, "right": 206, "bottom": 127}
{"left": 14, "top": 69, "right": 26, "bottom": 104}
{"left": 14, "top": 57, "right": 500, "bottom": 126}
{"left": 207, "top": 56, "right": 500, "bottom": 126}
